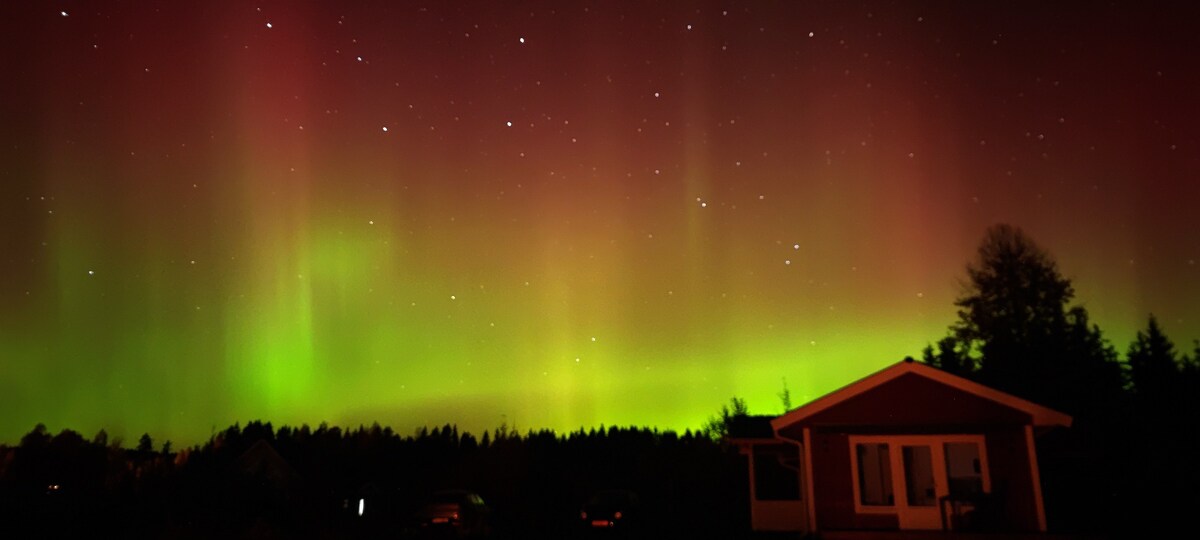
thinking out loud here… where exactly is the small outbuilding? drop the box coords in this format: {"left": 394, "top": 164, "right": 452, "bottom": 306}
{"left": 730, "top": 358, "right": 1071, "bottom": 535}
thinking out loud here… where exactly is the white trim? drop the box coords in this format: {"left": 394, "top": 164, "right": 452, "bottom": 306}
{"left": 803, "top": 427, "right": 817, "bottom": 532}
{"left": 771, "top": 361, "right": 1072, "bottom": 431}
{"left": 848, "top": 434, "right": 991, "bottom": 530}
{"left": 1025, "top": 425, "right": 1048, "bottom": 532}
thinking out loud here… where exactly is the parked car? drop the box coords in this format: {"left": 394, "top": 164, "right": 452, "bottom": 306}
{"left": 413, "top": 489, "right": 491, "bottom": 538}
{"left": 579, "top": 489, "right": 641, "bottom": 533}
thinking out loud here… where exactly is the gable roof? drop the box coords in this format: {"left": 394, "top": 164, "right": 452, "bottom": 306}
{"left": 771, "top": 359, "right": 1072, "bottom": 431}
{"left": 234, "top": 439, "right": 301, "bottom": 487}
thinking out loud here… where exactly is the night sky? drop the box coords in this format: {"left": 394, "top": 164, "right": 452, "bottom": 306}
{"left": 2, "top": 1, "right": 1198, "bottom": 446}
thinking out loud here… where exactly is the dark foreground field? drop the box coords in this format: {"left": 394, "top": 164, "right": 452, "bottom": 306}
{"left": 2, "top": 490, "right": 756, "bottom": 540}
{"left": 0, "top": 424, "right": 751, "bottom": 539}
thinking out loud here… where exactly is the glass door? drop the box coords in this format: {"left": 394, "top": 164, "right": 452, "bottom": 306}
{"left": 897, "top": 445, "right": 942, "bottom": 529}
{"left": 943, "top": 442, "right": 988, "bottom": 530}
{"left": 851, "top": 435, "right": 990, "bottom": 531}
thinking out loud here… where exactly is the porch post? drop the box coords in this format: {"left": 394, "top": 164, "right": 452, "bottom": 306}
{"left": 746, "top": 444, "right": 758, "bottom": 528}
{"left": 1024, "top": 425, "right": 1047, "bottom": 531}
{"left": 803, "top": 427, "right": 817, "bottom": 532}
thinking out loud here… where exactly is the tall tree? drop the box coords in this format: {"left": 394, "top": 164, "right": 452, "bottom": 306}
{"left": 930, "top": 224, "right": 1121, "bottom": 415}
{"left": 1126, "top": 315, "right": 1180, "bottom": 399}
{"left": 702, "top": 397, "right": 748, "bottom": 440}
{"left": 953, "top": 225, "right": 1072, "bottom": 387}
{"left": 137, "top": 432, "right": 154, "bottom": 453}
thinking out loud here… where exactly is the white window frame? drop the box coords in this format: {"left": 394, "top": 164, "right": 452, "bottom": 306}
{"left": 848, "top": 434, "right": 991, "bottom": 516}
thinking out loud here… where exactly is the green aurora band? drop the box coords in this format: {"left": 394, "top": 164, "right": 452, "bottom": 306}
{"left": 2, "top": 2, "right": 1198, "bottom": 446}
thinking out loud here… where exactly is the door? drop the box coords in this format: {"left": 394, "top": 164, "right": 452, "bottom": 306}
{"left": 897, "top": 444, "right": 942, "bottom": 529}
{"left": 850, "top": 435, "right": 990, "bottom": 531}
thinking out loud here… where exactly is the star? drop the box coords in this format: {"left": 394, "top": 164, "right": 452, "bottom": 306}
{"left": 266, "top": 22, "right": 273, "bottom": 29}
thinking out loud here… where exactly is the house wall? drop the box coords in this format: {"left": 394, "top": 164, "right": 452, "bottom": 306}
{"left": 811, "top": 432, "right": 899, "bottom": 530}
{"left": 770, "top": 367, "right": 1063, "bottom": 533}
{"left": 809, "top": 427, "right": 1043, "bottom": 532}
{"left": 985, "top": 427, "right": 1041, "bottom": 531}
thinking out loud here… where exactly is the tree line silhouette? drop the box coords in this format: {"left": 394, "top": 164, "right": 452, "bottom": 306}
{"left": 0, "top": 420, "right": 747, "bottom": 538}
{"left": 2, "top": 223, "right": 1197, "bottom": 537}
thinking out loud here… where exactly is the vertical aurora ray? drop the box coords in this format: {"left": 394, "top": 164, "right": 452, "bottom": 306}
{"left": 206, "top": 9, "right": 324, "bottom": 424}
{"left": 2, "top": 2, "right": 1198, "bottom": 445}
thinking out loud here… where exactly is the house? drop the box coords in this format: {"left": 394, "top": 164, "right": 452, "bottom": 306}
{"left": 730, "top": 358, "right": 1071, "bottom": 535}
{"left": 233, "top": 438, "right": 302, "bottom": 497}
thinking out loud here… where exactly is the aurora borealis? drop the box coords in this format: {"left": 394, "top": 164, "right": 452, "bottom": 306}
{"left": 2, "top": 1, "right": 1198, "bottom": 446}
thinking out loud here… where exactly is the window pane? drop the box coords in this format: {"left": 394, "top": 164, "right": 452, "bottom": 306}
{"left": 902, "top": 445, "right": 937, "bottom": 507}
{"left": 856, "top": 443, "right": 893, "bottom": 506}
{"left": 944, "top": 442, "right": 984, "bottom": 498}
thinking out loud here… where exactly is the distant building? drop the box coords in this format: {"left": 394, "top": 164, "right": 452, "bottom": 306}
{"left": 234, "top": 439, "right": 302, "bottom": 496}
{"left": 729, "top": 358, "right": 1070, "bottom": 535}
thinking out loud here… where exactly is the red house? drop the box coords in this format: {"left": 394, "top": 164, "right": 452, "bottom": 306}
{"left": 731, "top": 358, "right": 1071, "bottom": 536}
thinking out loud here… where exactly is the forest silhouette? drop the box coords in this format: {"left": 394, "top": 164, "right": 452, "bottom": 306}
{"left": 2, "top": 224, "right": 1198, "bottom": 538}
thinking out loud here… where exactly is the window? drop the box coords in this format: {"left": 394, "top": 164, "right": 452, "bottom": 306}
{"left": 944, "top": 442, "right": 984, "bottom": 498}
{"left": 856, "top": 443, "right": 893, "bottom": 506}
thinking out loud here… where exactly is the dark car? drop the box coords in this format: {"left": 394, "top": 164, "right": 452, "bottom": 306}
{"left": 413, "top": 489, "right": 491, "bottom": 538}
{"left": 579, "top": 489, "right": 641, "bottom": 533}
